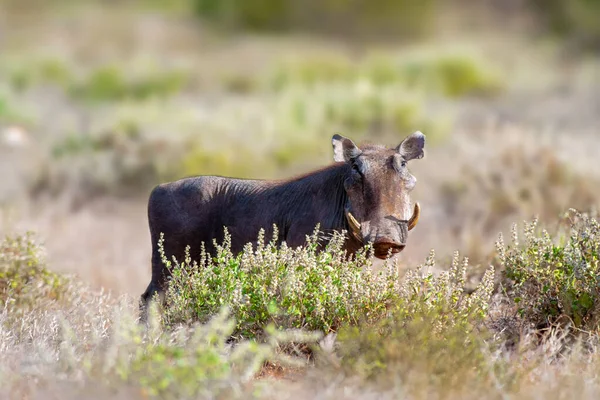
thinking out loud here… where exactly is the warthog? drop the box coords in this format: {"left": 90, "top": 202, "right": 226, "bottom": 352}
{"left": 140, "top": 131, "right": 425, "bottom": 315}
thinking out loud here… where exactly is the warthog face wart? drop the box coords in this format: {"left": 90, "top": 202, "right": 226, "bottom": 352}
{"left": 332, "top": 131, "right": 425, "bottom": 259}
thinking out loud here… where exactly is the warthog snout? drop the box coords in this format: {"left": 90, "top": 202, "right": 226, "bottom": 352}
{"left": 373, "top": 239, "right": 406, "bottom": 259}
{"left": 346, "top": 202, "right": 421, "bottom": 259}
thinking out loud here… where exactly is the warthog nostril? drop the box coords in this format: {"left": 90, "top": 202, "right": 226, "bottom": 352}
{"left": 373, "top": 240, "right": 406, "bottom": 259}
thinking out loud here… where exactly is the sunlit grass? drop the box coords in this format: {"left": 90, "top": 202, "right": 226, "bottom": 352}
{"left": 4, "top": 211, "right": 600, "bottom": 398}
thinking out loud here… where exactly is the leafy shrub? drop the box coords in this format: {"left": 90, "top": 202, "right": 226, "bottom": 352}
{"left": 499, "top": 210, "right": 600, "bottom": 332}
{"left": 0, "top": 232, "right": 69, "bottom": 309}
{"left": 160, "top": 225, "right": 496, "bottom": 348}
{"left": 337, "top": 312, "right": 498, "bottom": 395}
{"left": 337, "top": 249, "right": 496, "bottom": 386}
{"left": 161, "top": 227, "right": 400, "bottom": 338}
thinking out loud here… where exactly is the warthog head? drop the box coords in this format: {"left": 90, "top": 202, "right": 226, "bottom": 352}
{"left": 332, "top": 131, "right": 425, "bottom": 259}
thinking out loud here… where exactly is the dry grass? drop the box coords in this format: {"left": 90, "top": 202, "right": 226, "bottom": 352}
{"left": 3, "top": 221, "right": 600, "bottom": 400}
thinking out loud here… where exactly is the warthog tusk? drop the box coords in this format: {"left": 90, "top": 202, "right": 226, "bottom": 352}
{"left": 408, "top": 202, "right": 420, "bottom": 231}
{"left": 345, "top": 211, "right": 362, "bottom": 240}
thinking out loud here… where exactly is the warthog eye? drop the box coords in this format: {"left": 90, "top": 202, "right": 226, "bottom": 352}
{"left": 393, "top": 154, "right": 408, "bottom": 172}
{"left": 352, "top": 163, "right": 362, "bottom": 176}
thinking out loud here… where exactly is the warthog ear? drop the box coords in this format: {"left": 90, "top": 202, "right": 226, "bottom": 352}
{"left": 332, "top": 134, "right": 362, "bottom": 163}
{"left": 397, "top": 131, "right": 425, "bottom": 161}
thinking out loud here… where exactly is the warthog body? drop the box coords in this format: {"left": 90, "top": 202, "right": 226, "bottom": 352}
{"left": 140, "top": 132, "right": 425, "bottom": 314}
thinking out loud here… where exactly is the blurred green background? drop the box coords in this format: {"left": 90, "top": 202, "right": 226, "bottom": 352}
{"left": 193, "top": 0, "right": 600, "bottom": 47}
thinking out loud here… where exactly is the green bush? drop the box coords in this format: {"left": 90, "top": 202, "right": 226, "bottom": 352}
{"left": 328, "top": 250, "right": 499, "bottom": 395}
{"left": 160, "top": 225, "right": 496, "bottom": 347}
{"left": 499, "top": 210, "right": 600, "bottom": 332}
{"left": 337, "top": 308, "right": 496, "bottom": 393}
{"left": 161, "top": 227, "right": 399, "bottom": 338}
{"left": 0, "top": 232, "right": 69, "bottom": 309}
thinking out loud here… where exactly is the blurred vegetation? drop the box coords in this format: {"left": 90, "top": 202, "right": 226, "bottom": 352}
{"left": 190, "top": 0, "right": 600, "bottom": 49}
{"left": 3, "top": 0, "right": 599, "bottom": 50}
{"left": 0, "top": 93, "right": 33, "bottom": 126}
{"left": 501, "top": 210, "right": 600, "bottom": 333}
{"left": 43, "top": 125, "right": 173, "bottom": 198}
{"left": 21, "top": 50, "right": 472, "bottom": 200}
{"left": 193, "top": 0, "right": 436, "bottom": 38}
{"left": 533, "top": 0, "right": 600, "bottom": 50}
{"left": 4, "top": 57, "right": 190, "bottom": 103}
{"left": 437, "top": 143, "right": 600, "bottom": 265}
{"left": 5, "top": 42, "right": 504, "bottom": 201}
{"left": 267, "top": 52, "right": 503, "bottom": 98}
{"left": 71, "top": 66, "right": 189, "bottom": 103}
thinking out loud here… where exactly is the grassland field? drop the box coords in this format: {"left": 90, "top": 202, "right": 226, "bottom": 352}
{"left": 1, "top": 1, "right": 600, "bottom": 399}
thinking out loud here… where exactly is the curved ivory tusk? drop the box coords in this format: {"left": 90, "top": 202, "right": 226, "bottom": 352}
{"left": 408, "top": 202, "right": 420, "bottom": 231}
{"left": 345, "top": 211, "right": 362, "bottom": 239}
